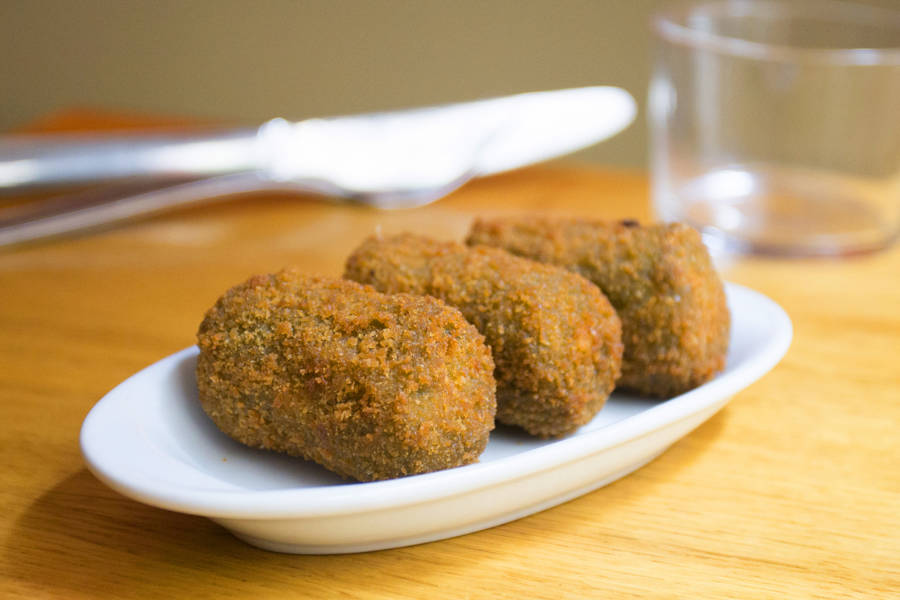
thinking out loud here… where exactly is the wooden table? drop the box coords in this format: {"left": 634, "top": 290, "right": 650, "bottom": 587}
{"left": 1, "top": 113, "right": 897, "bottom": 598}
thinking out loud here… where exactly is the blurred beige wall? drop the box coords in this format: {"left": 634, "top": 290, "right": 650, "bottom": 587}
{"left": 2, "top": 1, "right": 895, "bottom": 169}
{"left": 0, "top": 0, "right": 662, "bottom": 167}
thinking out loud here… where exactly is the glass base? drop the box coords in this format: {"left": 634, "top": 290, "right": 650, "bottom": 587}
{"left": 656, "top": 165, "right": 899, "bottom": 257}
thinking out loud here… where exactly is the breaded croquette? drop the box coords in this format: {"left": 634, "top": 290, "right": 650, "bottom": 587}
{"left": 344, "top": 234, "right": 623, "bottom": 437}
{"left": 196, "top": 270, "right": 496, "bottom": 482}
{"left": 467, "top": 218, "right": 729, "bottom": 397}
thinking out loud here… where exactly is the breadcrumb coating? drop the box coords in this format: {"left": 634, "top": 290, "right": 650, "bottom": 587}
{"left": 196, "top": 270, "right": 496, "bottom": 482}
{"left": 345, "top": 234, "right": 623, "bottom": 437}
{"left": 467, "top": 217, "right": 730, "bottom": 397}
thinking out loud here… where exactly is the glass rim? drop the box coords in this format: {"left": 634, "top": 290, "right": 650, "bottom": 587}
{"left": 653, "top": 0, "right": 900, "bottom": 66}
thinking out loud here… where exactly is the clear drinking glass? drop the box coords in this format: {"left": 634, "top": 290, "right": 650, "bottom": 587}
{"left": 649, "top": 0, "right": 900, "bottom": 256}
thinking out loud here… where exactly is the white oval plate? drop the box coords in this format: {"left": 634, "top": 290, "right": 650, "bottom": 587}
{"left": 81, "top": 282, "right": 791, "bottom": 554}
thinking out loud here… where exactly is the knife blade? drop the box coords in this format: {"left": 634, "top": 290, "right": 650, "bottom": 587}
{"left": 0, "top": 87, "right": 636, "bottom": 191}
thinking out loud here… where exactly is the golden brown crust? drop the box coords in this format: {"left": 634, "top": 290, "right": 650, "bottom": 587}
{"left": 344, "top": 234, "right": 623, "bottom": 437}
{"left": 196, "top": 270, "right": 496, "bottom": 481}
{"left": 466, "top": 217, "right": 730, "bottom": 397}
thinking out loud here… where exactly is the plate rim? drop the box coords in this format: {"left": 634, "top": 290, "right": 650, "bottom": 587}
{"left": 80, "top": 281, "right": 792, "bottom": 520}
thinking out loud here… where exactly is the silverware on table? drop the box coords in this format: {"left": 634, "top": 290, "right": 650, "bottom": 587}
{"left": 0, "top": 87, "right": 635, "bottom": 246}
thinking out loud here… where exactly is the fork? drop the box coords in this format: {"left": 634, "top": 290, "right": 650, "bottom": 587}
{"left": 0, "top": 117, "right": 492, "bottom": 247}
{"left": 0, "top": 167, "right": 476, "bottom": 248}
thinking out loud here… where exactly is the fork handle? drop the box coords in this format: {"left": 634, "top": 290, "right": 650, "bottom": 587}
{"left": 0, "top": 173, "right": 281, "bottom": 247}
{"left": 0, "top": 128, "right": 261, "bottom": 191}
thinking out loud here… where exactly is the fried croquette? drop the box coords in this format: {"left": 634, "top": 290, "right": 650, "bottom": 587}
{"left": 196, "top": 270, "right": 496, "bottom": 482}
{"left": 466, "top": 217, "right": 730, "bottom": 398}
{"left": 344, "top": 234, "right": 623, "bottom": 438}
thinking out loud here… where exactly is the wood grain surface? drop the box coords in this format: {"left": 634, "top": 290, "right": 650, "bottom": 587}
{"left": 1, "top": 113, "right": 897, "bottom": 599}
